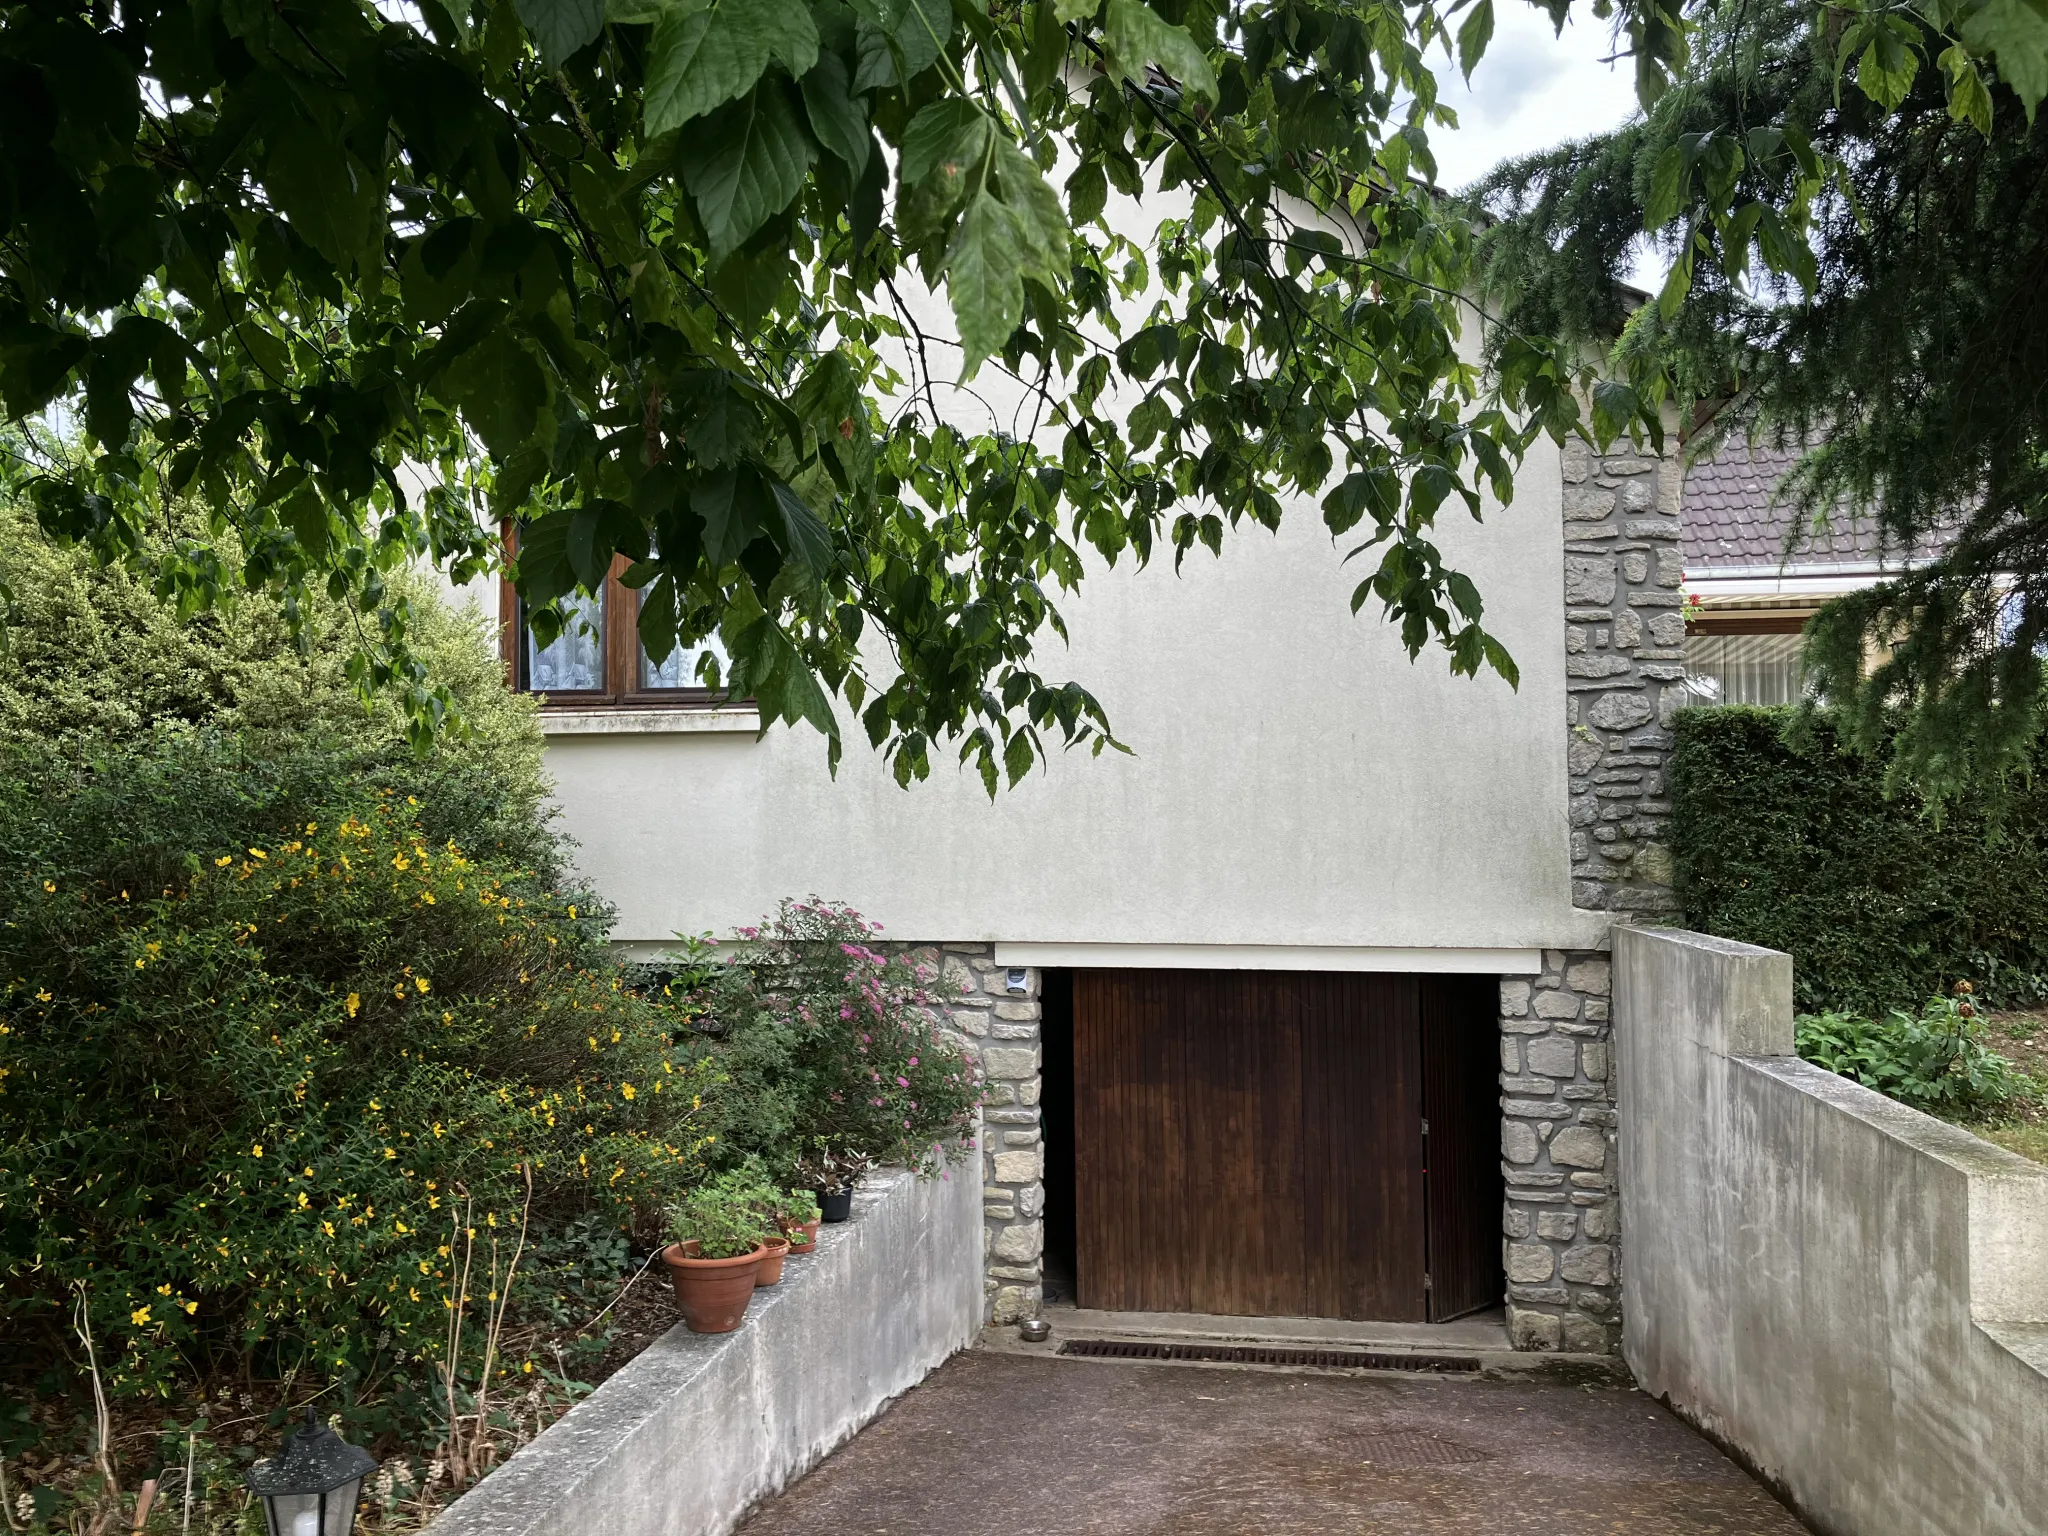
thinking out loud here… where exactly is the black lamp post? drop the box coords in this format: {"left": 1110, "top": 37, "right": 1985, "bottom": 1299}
{"left": 244, "top": 1407, "right": 378, "bottom": 1536}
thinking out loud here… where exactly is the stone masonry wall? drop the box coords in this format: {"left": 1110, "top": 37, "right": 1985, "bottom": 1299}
{"left": 1561, "top": 436, "right": 1684, "bottom": 919}
{"left": 1499, "top": 950, "right": 1620, "bottom": 1353}
{"left": 925, "top": 946, "right": 1043, "bottom": 1325}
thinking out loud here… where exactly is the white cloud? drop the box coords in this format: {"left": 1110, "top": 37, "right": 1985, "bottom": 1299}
{"left": 1421, "top": 4, "right": 1667, "bottom": 291}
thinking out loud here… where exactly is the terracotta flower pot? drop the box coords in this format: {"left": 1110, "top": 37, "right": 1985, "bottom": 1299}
{"left": 785, "top": 1219, "right": 822, "bottom": 1255}
{"left": 662, "top": 1240, "right": 766, "bottom": 1333}
{"left": 754, "top": 1234, "right": 792, "bottom": 1286}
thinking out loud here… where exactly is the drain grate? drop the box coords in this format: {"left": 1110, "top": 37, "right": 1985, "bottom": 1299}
{"left": 1340, "top": 1430, "right": 1489, "bottom": 1468}
{"left": 1055, "top": 1338, "right": 1482, "bottom": 1373}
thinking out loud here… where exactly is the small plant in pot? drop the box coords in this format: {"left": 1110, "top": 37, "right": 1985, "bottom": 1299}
{"left": 662, "top": 1174, "right": 773, "bottom": 1333}
{"left": 778, "top": 1187, "right": 824, "bottom": 1253}
{"left": 798, "top": 1145, "right": 874, "bottom": 1223}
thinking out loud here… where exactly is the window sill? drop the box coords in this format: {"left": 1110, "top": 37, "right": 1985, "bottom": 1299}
{"left": 537, "top": 706, "right": 761, "bottom": 737}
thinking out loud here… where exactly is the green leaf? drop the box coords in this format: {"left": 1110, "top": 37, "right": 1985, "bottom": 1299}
{"left": 991, "top": 134, "right": 1070, "bottom": 287}
{"left": 1644, "top": 142, "right": 1687, "bottom": 229}
{"left": 852, "top": 0, "right": 952, "bottom": 91}
{"left": 769, "top": 479, "right": 834, "bottom": 575}
{"left": 1940, "top": 43, "right": 1996, "bottom": 133}
{"left": 1053, "top": 0, "right": 1099, "bottom": 19}
{"left": 900, "top": 98, "right": 990, "bottom": 185}
{"left": 644, "top": 0, "right": 820, "bottom": 138}
{"left": 800, "top": 51, "right": 870, "bottom": 173}
{"left": 1854, "top": 26, "right": 1920, "bottom": 112}
{"left": 948, "top": 191, "right": 1026, "bottom": 379}
{"left": 681, "top": 82, "right": 819, "bottom": 262}
{"left": 438, "top": 331, "right": 550, "bottom": 458}
{"left": 265, "top": 120, "right": 382, "bottom": 274}
{"left": 1961, "top": 0, "right": 2048, "bottom": 118}
{"left": 515, "top": 0, "right": 607, "bottom": 66}
{"left": 1099, "top": 0, "right": 1219, "bottom": 105}
{"left": 1455, "top": 0, "right": 1495, "bottom": 80}
{"left": 638, "top": 574, "right": 679, "bottom": 662}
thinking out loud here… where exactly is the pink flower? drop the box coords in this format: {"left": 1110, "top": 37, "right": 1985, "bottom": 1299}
{"left": 907, "top": 1057, "right": 918, "bottom": 1068}
{"left": 896, "top": 1076, "right": 909, "bottom": 1087}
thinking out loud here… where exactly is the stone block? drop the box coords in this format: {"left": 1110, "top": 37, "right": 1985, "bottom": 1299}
{"left": 1618, "top": 477, "right": 1656, "bottom": 512}
{"left": 1507, "top": 1306, "right": 1563, "bottom": 1351}
{"left": 1561, "top": 1314, "right": 1615, "bottom": 1354}
{"left": 1564, "top": 958, "right": 1611, "bottom": 996}
{"left": 1648, "top": 611, "right": 1686, "bottom": 646}
{"left": 1500, "top": 1036, "right": 1523, "bottom": 1074}
{"left": 1657, "top": 548, "right": 1685, "bottom": 587}
{"left": 1526, "top": 1036, "right": 1579, "bottom": 1077}
{"left": 1559, "top": 1244, "right": 1614, "bottom": 1286}
{"left": 981, "top": 1046, "right": 1040, "bottom": 1081}
{"left": 1533, "top": 989, "right": 1583, "bottom": 1021}
{"left": 1504, "top": 1206, "right": 1533, "bottom": 1239}
{"left": 1506, "top": 1242, "right": 1556, "bottom": 1283}
{"left": 1019, "top": 1077, "right": 1042, "bottom": 1106}
{"left": 1550, "top": 1128, "right": 1607, "bottom": 1169}
{"left": 1581, "top": 1201, "right": 1617, "bottom": 1241}
{"left": 1563, "top": 483, "right": 1617, "bottom": 521}
{"left": 1567, "top": 735, "right": 1604, "bottom": 775}
{"left": 989, "top": 1022, "right": 1039, "bottom": 1039}
{"left": 1581, "top": 1042, "right": 1609, "bottom": 1082}
{"left": 1500, "top": 978, "right": 1531, "bottom": 1016}
{"left": 1563, "top": 556, "right": 1617, "bottom": 605}
{"left": 1536, "top": 1210, "right": 1578, "bottom": 1241}
{"left": 1611, "top": 608, "right": 1641, "bottom": 648}
{"left": 1568, "top": 654, "right": 1633, "bottom": 679}
{"left": 993, "top": 1000, "right": 1040, "bottom": 1022}
{"left": 991, "top": 1221, "right": 1043, "bottom": 1263}
{"left": 1001, "top": 1130, "right": 1039, "bottom": 1146}
{"left": 1561, "top": 440, "right": 1592, "bottom": 483}
{"left": 991, "top": 1149, "right": 1041, "bottom": 1183}
{"left": 1501, "top": 1120, "right": 1541, "bottom": 1165}
{"left": 1587, "top": 692, "right": 1655, "bottom": 731}
{"left": 990, "top": 1285, "right": 1038, "bottom": 1324}
{"left": 1622, "top": 550, "right": 1649, "bottom": 585}
{"left": 987, "top": 1264, "right": 1041, "bottom": 1282}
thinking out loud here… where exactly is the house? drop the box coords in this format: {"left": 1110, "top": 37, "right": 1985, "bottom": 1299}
{"left": 1680, "top": 436, "right": 1951, "bottom": 706}
{"left": 494, "top": 424, "right": 1680, "bottom": 1355}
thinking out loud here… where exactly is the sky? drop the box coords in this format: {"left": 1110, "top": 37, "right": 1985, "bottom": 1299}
{"left": 1424, "top": 3, "right": 1663, "bottom": 288}
{"left": 1426, "top": 3, "right": 1643, "bottom": 192}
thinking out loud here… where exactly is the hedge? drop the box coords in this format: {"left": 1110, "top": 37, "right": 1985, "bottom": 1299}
{"left": 1671, "top": 706, "right": 2048, "bottom": 1015}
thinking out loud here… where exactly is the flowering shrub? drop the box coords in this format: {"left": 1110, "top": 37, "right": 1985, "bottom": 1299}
{"left": 696, "top": 900, "right": 982, "bottom": 1185}
{"left": 0, "top": 731, "right": 712, "bottom": 1397}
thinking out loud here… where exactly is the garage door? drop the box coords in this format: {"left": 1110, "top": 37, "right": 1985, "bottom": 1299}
{"left": 1072, "top": 969, "right": 1501, "bottom": 1323}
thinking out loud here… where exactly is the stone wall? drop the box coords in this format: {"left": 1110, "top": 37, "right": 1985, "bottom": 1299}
{"left": 928, "top": 946, "right": 1044, "bottom": 1325}
{"left": 1561, "top": 437, "right": 1684, "bottom": 919}
{"left": 1498, "top": 950, "right": 1621, "bottom": 1353}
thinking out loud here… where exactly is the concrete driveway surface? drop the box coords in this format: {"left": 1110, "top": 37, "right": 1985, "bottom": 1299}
{"left": 737, "top": 1348, "right": 1809, "bottom": 1535}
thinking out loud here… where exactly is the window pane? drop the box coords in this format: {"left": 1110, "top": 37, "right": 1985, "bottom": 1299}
{"left": 1682, "top": 632, "right": 1807, "bottom": 707}
{"left": 525, "top": 591, "right": 604, "bottom": 692}
{"left": 640, "top": 631, "right": 730, "bottom": 692}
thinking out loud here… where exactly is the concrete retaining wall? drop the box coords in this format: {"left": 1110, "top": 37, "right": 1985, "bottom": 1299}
{"left": 426, "top": 1165, "right": 983, "bottom": 1536}
{"left": 1615, "top": 926, "right": 2048, "bottom": 1536}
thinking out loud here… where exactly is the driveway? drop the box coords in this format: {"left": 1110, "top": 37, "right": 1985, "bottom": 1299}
{"left": 738, "top": 1347, "right": 1808, "bottom": 1535}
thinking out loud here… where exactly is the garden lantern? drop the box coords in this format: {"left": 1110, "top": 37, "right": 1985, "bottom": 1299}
{"left": 245, "top": 1407, "right": 377, "bottom": 1536}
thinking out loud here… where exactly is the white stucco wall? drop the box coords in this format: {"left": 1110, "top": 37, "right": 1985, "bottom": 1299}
{"left": 542, "top": 432, "right": 1602, "bottom": 954}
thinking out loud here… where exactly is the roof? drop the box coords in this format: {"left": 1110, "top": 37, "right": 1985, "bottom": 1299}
{"left": 1680, "top": 438, "right": 1950, "bottom": 575}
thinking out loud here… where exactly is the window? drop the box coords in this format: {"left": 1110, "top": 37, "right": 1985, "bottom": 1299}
{"left": 1682, "top": 632, "right": 1809, "bottom": 707}
{"left": 500, "top": 532, "right": 731, "bottom": 708}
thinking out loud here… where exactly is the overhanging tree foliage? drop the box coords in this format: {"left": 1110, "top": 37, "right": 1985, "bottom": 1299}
{"left": 0, "top": 0, "right": 1635, "bottom": 794}
{"left": 1471, "top": 0, "right": 2048, "bottom": 795}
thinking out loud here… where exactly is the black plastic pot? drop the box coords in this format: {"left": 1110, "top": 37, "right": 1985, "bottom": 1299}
{"left": 816, "top": 1187, "right": 854, "bottom": 1223}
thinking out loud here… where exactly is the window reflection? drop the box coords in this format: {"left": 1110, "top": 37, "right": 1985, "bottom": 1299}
{"left": 525, "top": 591, "right": 604, "bottom": 692}
{"left": 640, "top": 631, "right": 730, "bottom": 692}
{"left": 1682, "top": 632, "right": 1808, "bottom": 707}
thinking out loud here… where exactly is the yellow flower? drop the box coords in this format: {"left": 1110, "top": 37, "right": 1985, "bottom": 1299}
{"left": 345, "top": 993, "right": 361, "bottom": 1019}
{"left": 130, "top": 1306, "right": 152, "bottom": 1326}
{"left": 620, "top": 1083, "right": 636, "bottom": 1100}
{"left": 183, "top": 1300, "right": 198, "bottom": 1315}
{"left": 392, "top": 854, "right": 411, "bottom": 871}
{"left": 42, "top": 880, "right": 54, "bottom": 892}
{"left": 415, "top": 977, "right": 431, "bottom": 994}
{"left": 156, "top": 1283, "right": 172, "bottom": 1295}
{"left": 567, "top": 905, "right": 577, "bottom": 920}
{"left": 385, "top": 1147, "right": 396, "bottom": 1159}
{"left": 251, "top": 1144, "right": 264, "bottom": 1158}
{"left": 248, "top": 848, "right": 267, "bottom": 860}
{"left": 34, "top": 989, "right": 51, "bottom": 1003}
{"left": 297, "top": 1191, "right": 309, "bottom": 1208}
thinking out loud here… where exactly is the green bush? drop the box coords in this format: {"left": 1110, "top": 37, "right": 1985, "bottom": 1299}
{"left": 1796, "top": 991, "right": 2039, "bottom": 1116}
{"left": 0, "top": 729, "right": 712, "bottom": 1397}
{"left": 689, "top": 900, "right": 983, "bottom": 1188}
{"left": 1672, "top": 706, "right": 2048, "bottom": 1014}
{"left": 666, "top": 1165, "right": 783, "bottom": 1260}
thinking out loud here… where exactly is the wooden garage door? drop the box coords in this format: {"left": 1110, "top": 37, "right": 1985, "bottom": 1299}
{"left": 1072, "top": 969, "right": 1501, "bottom": 1323}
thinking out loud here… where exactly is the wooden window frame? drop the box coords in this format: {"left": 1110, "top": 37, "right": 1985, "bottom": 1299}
{"left": 498, "top": 525, "right": 732, "bottom": 710}
{"left": 1684, "top": 609, "right": 1815, "bottom": 636}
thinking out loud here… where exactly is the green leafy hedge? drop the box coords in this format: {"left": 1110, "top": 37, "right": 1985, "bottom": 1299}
{"left": 1672, "top": 706, "right": 2048, "bottom": 1015}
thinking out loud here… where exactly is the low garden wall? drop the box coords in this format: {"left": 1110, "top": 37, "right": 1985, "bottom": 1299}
{"left": 1614, "top": 926, "right": 2048, "bottom": 1536}
{"left": 426, "top": 1164, "right": 983, "bottom": 1536}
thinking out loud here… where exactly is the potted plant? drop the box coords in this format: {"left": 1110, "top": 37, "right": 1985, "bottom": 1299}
{"left": 798, "top": 1145, "right": 873, "bottom": 1223}
{"left": 755, "top": 1229, "right": 793, "bottom": 1286}
{"left": 662, "top": 1176, "right": 772, "bottom": 1333}
{"left": 778, "top": 1188, "right": 823, "bottom": 1254}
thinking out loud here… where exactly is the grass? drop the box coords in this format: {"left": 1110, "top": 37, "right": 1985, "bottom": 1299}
{"left": 1947, "top": 1009, "right": 2048, "bottom": 1167}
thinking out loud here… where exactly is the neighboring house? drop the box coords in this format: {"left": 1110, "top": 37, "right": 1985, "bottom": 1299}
{"left": 1680, "top": 437, "right": 1950, "bottom": 706}
{"left": 495, "top": 425, "right": 1681, "bottom": 1357}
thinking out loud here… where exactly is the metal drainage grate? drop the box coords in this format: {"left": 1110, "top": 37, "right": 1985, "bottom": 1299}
{"left": 1055, "top": 1338, "right": 1482, "bottom": 1373}
{"left": 1339, "top": 1430, "right": 1489, "bottom": 1468}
